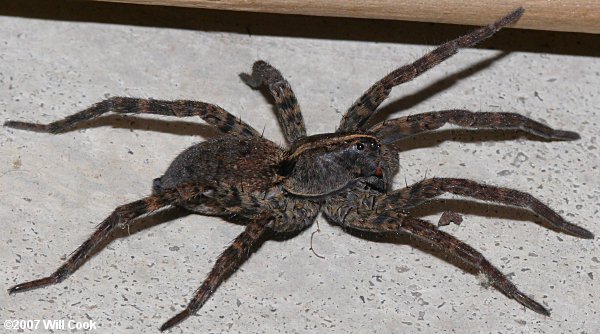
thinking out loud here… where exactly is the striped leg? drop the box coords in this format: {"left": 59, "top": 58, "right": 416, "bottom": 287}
{"left": 377, "top": 215, "right": 549, "bottom": 316}
{"left": 8, "top": 190, "right": 180, "bottom": 294}
{"left": 7, "top": 182, "right": 256, "bottom": 294}
{"left": 380, "top": 178, "right": 593, "bottom": 239}
{"left": 369, "top": 110, "right": 579, "bottom": 144}
{"left": 326, "top": 203, "right": 550, "bottom": 317}
{"left": 4, "top": 96, "right": 259, "bottom": 137}
{"left": 337, "top": 8, "right": 524, "bottom": 132}
{"left": 160, "top": 222, "right": 267, "bottom": 331}
{"left": 240, "top": 60, "right": 306, "bottom": 143}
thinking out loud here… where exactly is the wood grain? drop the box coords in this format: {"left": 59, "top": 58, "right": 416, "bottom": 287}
{"left": 94, "top": 0, "right": 600, "bottom": 34}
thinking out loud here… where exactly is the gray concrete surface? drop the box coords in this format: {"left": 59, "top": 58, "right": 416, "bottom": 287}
{"left": 1, "top": 2, "right": 599, "bottom": 333}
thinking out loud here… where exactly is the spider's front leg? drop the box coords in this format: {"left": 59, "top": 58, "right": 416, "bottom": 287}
{"left": 4, "top": 96, "right": 259, "bottom": 137}
{"left": 379, "top": 177, "right": 593, "bottom": 239}
{"left": 240, "top": 60, "right": 307, "bottom": 143}
{"left": 369, "top": 109, "right": 579, "bottom": 144}
{"left": 338, "top": 7, "right": 524, "bottom": 132}
{"left": 324, "top": 192, "right": 550, "bottom": 316}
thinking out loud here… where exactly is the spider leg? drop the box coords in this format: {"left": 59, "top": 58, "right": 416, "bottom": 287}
{"left": 7, "top": 189, "right": 182, "bottom": 294}
{"left": 369, "top": 109, "right": 579, "bottom": 144}
{"left": 160, "top": 222, "right": 267, "bottom": 331}
{"left": 324, "top": 202, "right": 549, "bottom": 316}
{"left": 240, "top": 60, "right": 306, "bottom": 143}
{"left": 391, "top": 216, "right": 549, "bottom": 316}
{"left": 337, "top": 7, "right": 524, "bottom": 132}
{"left": 7, "top": 182, "right": 252, "bottom": 294}
{"left": 4, "top": 96, "right": 259, "bottom": 137}
{"left": 380, "top": 177, "right": 593, "bottom": 239}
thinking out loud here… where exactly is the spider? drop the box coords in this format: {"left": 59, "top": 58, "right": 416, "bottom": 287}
{"left": 5, "top": 7, "right": 594, "bottom": 331}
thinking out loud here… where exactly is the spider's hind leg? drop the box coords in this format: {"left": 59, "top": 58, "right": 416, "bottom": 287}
{"left": 8, "top": 182, "right": 249, "bottom": 294}
{"left": 392, "top": 216, "right": 549, "bottom": 316}
{"left": 8, "top": 188, "right": 184, "bottom": 294}
{"left": 4, "top": 96, "right": 259, "bottom": 137}
{"left": 240, "top": 60, "right": 306, "bottom": 143}
{"left": 324, "top": 198, "right": 549, "bottom": 316}
{"left": 160, "top": 222, "right": 268, "bottom": 331}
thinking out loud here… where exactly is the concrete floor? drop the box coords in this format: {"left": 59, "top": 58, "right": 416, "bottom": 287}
{"left": 1, "top": 2, "right": 599, "bottom": 333}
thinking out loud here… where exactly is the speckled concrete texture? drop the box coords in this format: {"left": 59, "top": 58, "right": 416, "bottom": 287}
{"left": 1, "top": 2, "right": 599, "bottom": 333}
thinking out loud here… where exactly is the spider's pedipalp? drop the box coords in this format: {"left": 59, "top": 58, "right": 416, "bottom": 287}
{"left": 338, "top": 7, "right": 524, "bottom": 132}
{"left": 369, "top": 110, "right": 580, "bottom": 144}
{"left": 4, "top": 96, "right": 259, "bottom": 137}
{"left": 381, "top": 177, "right": 594, "bottom": 239}
{"left": 240, "top": 60, "right": 306, "bottom": 143}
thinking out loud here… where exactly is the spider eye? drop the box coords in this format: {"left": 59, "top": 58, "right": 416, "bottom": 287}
{"left": 356, "top": 143, "right": 365, "bottom": 150}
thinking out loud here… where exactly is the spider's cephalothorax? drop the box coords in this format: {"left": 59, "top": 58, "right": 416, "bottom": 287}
{"left": 5, "top": 8, "right": 594, "bottom": 331}
{"left": 277, "top": 133, "right": 394, "bottom": 196}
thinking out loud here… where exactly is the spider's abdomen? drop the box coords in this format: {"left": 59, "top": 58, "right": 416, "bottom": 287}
{"left": 153, "top": 135, "right": 283, "bottom": 198}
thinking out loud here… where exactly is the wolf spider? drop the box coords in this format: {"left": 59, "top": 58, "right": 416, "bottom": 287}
{"left": 5, "top": 7, "right": 593, "bottom": 331}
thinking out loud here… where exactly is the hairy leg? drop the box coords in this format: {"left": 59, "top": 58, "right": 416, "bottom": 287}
{"left": 8, "top": 182, "right": 264, "bottom": 294}
{"left": 8, "top": 190, "right": 181, "bottom": 294}
{"left": 380, "top": 177, "right": 593, "bottom": 239}
{"left": 160, "top": 222, "right": 267, "bottom": 331}
{"left": 398, "top": 216, "right": 549, "bottom": 316}
{"left": 325, "top": 203, "right": 549, "bottom": 316}
{"left": 337, "top": 8, "right": 524, "bottom": 132}
{"left": 4, "top": 96, "right": 259, "bottom": 137}
{"left": 240, "top": 60, "right": 306, "bottom": 143}
{"left": 369, "top": 109, "right": 579, "bottom": 144}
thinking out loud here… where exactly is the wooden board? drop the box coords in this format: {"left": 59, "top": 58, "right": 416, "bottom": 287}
{"left": 94, "top": 0, "right": 600, "bottom": 34}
